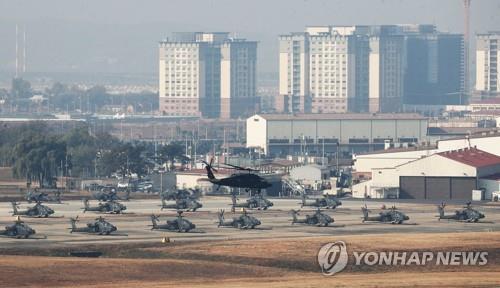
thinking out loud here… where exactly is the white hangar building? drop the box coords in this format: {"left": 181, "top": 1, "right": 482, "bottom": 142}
{"left": 353, "top": 130, "right": 500, "bottom": 175}
{"left": 353, "top": 148, "right": 500, "bottom": 200}
{"left": 246, "top": 113, "right": 428, "bottom": 156}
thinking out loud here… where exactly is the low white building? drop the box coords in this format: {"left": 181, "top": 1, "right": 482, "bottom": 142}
{"left": 289, "top": 164, "right": 330, "bottom": 190}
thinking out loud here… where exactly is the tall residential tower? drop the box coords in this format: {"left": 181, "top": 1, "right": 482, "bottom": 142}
{"left": 476, "top": 32, "right": 500, "bottom": 97}
{"left": 278, "top": 25, "right": 464, "bottom": 113}
{"left": 159, "top": 32, "right": 257, "bottom": 118}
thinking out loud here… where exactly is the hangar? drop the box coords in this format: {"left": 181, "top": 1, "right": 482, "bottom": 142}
{"left": 354, "top": 148, "right": 500, "bottom": 200}
{"left": 246, "top": 113, "right": 428, "bottom": 156}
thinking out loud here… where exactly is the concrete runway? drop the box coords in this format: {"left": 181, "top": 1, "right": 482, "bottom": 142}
{"left": 1, "top": 197, "right": 499, "bottom": 249}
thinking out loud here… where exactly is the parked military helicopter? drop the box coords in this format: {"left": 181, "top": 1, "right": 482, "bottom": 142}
{"left": 161, "top": 188, "right": 199, "bottom": 201}
{"left": 26, "top": 189, "right": 61, "bottom": 203}
{"left": 437, "top": 202, "right": 485, "bottom": 222}
{"left": 160, "top": 197, "right": 202, "bottom": 212}
{"left": 150, "top": 211, "right": 196, "bottom": 232}
{"left": 82, "top": 199, "right": 127, "bottom": 214}
{"left": 92, "top": 187, "right": 130, "bottom": 201}
{"left": 217, "top": 209, "right": 261, "bottom": 229}
{"left": 11, "top": 202, "right": 55, "bottom": 218}
{"left": 69, "top": 216, "right": 117, "bottom": 235}
{"left": 300, "top": 193, "right": 342, "bottom": 209}
{"left": 201, "top": 159, "right": 272, "bottom": 191}
{"left": 0, "top": 217, "right": 36, "bottom": 238}
{"left": 289, "top": 209, "right": 334, "bottom": 226}
{"left": 361, "top": 204, "right": 409, "bottom": 224}
{"left": 230, "top": 192, "right": 274, "bottom": 211}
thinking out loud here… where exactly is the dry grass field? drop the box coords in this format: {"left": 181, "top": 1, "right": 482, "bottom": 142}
{"left": 1, "top": 232, "right": 499, "bottom": 287}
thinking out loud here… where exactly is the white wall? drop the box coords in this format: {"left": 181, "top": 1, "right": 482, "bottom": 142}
{"left": 246, "top": 115, "right": 267, "bottom": 152}
{"left": 396, "top": 154, "right": 477, "bottom": 178}
{"left": 353, "top": 149, "right": 437, "bottom": 173}
{"left": 438, "top": 135, "right": 500, "bottom": 156}
{"left": 371, "top": 167, "right": 401, "bottom": 188}
{"left": 220, "top": 52, "right": 231, "bottom": 99}
{"left": 367, "top": 154, "right": 477, "bottom": 192}
{"left": 290, "top": 165, "right": 326, "bottom": 182}
{"left": 279, "top": 53, "right": 289, "bottom": 95}
{"left": 369, "top": 52, "right": 380, "bottom": 101}
{"left": 475, "top": 50, "right": 485, "bottom": 91}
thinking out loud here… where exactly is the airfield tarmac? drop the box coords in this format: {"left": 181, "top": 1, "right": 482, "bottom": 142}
{"left": 1, "top": 197, "right": 500, "bottom": 287}
{"left": 0, "top": 197, "right": 500, "bottom": 247}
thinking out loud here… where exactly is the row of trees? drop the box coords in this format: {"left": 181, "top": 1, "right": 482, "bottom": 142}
{"left": 0, "top": 123, "right": 188, "bottom": 188}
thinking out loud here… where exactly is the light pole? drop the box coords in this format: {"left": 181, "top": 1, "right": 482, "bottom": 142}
{"left": 160, "top": 170, "right": 164, "bottom": 194}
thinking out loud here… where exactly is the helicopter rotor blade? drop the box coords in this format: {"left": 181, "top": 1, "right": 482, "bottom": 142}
{"left": 223, "top": 163, "right": 259, "bottom": 172}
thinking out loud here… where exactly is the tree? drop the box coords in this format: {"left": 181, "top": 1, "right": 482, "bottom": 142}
{"left": 11, "top": 78, "right": 32, "bottom": 99}
{"left": 158, "top": 143, "right": 189, "bottom": 169}
{"left": 12, "top": 133, "right": 66, "bottom": 188}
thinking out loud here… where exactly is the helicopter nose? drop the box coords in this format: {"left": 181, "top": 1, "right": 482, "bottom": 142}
{"left": 404, "top": 216, "right": 410, "bottom": 220}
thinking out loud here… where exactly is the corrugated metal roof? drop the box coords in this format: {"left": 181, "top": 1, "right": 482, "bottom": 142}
{"left": 254, "top": 113, "right": 426, "bottom": 121}
{"left": 438, "top": 148, "right": 500, "bottom": 168}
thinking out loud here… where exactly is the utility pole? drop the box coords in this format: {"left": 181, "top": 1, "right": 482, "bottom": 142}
{"left": 322, "top": 136, "right": 325, "bottom": 166}
{"left": 23, "top": 26, "right": 26, "bottom": 73}
{"left": 15, "top": 24, "right": 18, "bottom": 78}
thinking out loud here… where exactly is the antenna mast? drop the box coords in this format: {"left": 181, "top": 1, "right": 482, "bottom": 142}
{"left": 463, "top": 0, "right": 471, "bottom": 101}
{"left": 15, "top": 24, "right": 18, "bottom": 78}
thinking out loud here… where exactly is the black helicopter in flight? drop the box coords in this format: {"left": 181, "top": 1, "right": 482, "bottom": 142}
{"left": 201, "top": 159, "right": 271, "bottom": 191}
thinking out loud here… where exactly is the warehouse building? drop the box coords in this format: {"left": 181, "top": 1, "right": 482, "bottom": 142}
{"left": 353, "top": 147, "right": 500, "bottom": 200}
{"left": 246, "top": 113, "right": 428, "bottom": 156}
{"left": 353, "top": 130, "right": 500, "bottom": 177}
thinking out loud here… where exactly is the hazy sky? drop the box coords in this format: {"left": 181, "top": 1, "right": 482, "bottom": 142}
{"left": 1, "top": 0, "right": 499, "bottom": 78}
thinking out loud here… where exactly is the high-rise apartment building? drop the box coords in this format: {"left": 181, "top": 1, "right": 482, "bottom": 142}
{"left": 278, "top": 26, "right": 406, "bottom": 113}
{"left": 476, "top": 32, "right": 500, "bottom": 97}
{"left": 278, "top": 25, "right": 464, "bottom": 113}
{"left": 402, "top": 25, "right": 464, "bottom": 105}
{"left": 159, "top": 32, "right": 257, "bottom": 118}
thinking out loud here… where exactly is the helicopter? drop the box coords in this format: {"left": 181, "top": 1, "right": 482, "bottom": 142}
{"left": 161, "top": 188, "right": 199, "bottom": 201}
{"left": 437, "top": 202, "right": 485, "bottom": 222}
{"left": 201, "top": 159, "right": 272, "bottom": 191}
{"left": 300, "top": 193, "right": 342, "bottom": 209}
{"left": 150, "top": 211, "right": 196, "bottom": 232}
{"left": 11, "top": 202, "right": 55, "bottom": 218}
{"left": 361, "top": 204, "right": 409, "bottom": 224}
{"left": 69, "top": 216, "right": 117, "bottom": 235}
{"left": 217, "top": 209, "right": 261, "bottom": 229}
{"left": 160, "top": 198, "right": 202, "bottom": 212}
{"left": 92, "top": 186, "right": 130, "bottom": 202}
{"left": 82, "top": 199, "right": 127, "bottom": 214}
{"left": 289, "top": 209, "right": 334, "bottom": 227}
{"left": 25, "top": 189, "right": 61, "bottom": 203}
{"left": 230, "top": 192, "right": 273, "bottom": 211}
{"left": 0, "top": 217, "right": 36, "bottom": 239}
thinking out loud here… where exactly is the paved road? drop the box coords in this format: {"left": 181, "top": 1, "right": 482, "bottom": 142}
{"left": 1, "top": 197, "right": 499, "bottom": 248}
